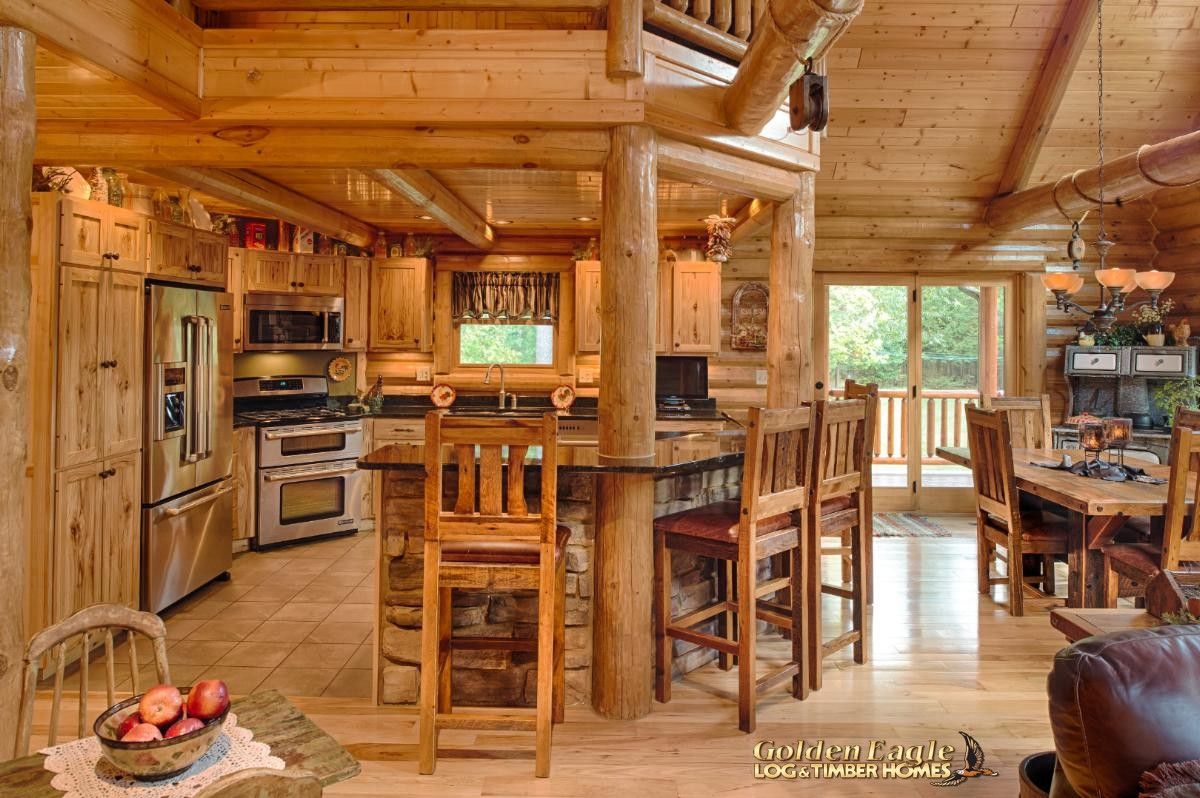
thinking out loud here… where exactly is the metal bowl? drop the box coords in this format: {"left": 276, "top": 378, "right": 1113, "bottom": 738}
{"left": 92, "top": 688, "right": 230, "bottom": 780}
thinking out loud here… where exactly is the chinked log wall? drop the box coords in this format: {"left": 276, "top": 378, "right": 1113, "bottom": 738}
{"left": 1150, "top": 184, "right": 1200, "bottom": 325}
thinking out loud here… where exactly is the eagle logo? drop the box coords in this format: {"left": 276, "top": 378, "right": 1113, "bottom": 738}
{"left": 930, "top": 731, "right": 1000, "bottom": 787}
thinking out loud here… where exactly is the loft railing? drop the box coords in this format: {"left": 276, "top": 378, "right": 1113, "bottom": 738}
{"left": 830, "top": 388, "right": 980, "bottom": 465}
{"left": 644, "top": 0, "right": 767, "bottom": 61}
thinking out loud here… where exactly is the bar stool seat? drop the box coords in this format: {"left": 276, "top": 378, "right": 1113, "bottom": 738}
{"left": 655, "top": 501, "right": 796, "bottom": 548}
{"left": 441, "top": 526, "right": 571, "bottom": 564}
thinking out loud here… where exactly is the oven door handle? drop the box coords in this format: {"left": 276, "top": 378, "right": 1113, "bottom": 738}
{"left": 262, "top": 425, "right": 361, "bottom": 440}
{"left": 163, "top": 483, "right": 234, "bottom": 517}
{"left": 263, "top": 465, "right": 359, "bottom": 482}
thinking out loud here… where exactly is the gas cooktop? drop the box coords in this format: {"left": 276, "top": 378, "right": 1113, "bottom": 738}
{"left": 236, "top": 406, "right": 354, "bottom": 424}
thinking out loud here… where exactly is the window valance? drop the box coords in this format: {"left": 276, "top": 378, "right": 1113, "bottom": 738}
{"left": 451, "top": 271, "right": 560, "bottom": 322}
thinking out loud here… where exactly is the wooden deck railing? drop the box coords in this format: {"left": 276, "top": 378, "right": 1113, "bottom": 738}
{"left": 830, "top": 388, "right": 979, "bottom": 464}
{"left": 644, "top": 0, "right": 766, "bottom": 61}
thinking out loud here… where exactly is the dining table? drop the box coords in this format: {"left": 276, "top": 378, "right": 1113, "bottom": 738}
{"left": 0, "top": 690, "right": 360, "bottom": 797}
{"left": 937, "top": 446, "right": 1185, "bottom": 608}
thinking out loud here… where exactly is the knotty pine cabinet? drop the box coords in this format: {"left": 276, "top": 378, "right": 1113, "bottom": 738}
{"left": 147, "top": 220, "right": 228, "bottom": 287}
{"left": 59, "top": 199, "right": 146, "bottom": 272}
{"left": 294, "top": 254, "right": 345, "bottom": 296}
{"left": 343, "top": 256, "right": 371, "bottom": 351}
{"left": 241, "top": 250, "right": 344, "bottom": 296}
{"left": 574, "top": 259, "right": 719, "bottom": 355}
{"left": 232, "top": 426, "right": 256, "bottom": 546}
{"left": 370, "top": 257, "right": 432, "bottom": 351}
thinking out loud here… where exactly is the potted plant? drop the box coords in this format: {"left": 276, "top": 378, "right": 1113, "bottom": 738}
{"left": 1094, "top": 323, "right": 1141, "bottom": 348}
{"left": 1152, "top": 377, "right": 1200, "bottom": 427}
{"left": 1133, "top": 299, "right": 1174, "bottom": 346}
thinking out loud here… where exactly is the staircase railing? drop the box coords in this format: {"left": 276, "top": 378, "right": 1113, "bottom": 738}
{"left": 644, "top": 0, "right": 766, "bottom": 61}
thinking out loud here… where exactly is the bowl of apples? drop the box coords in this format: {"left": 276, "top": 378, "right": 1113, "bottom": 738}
{"left": 93, "top": 679, "right": 231, "bottom": 780}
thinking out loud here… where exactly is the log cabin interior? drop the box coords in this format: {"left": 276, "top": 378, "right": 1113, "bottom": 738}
{"left": 3, "top": 0, "right": 1200, "bottom": 795}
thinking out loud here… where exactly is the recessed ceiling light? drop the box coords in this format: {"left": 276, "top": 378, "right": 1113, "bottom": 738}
{"left": 573, "top": 215, "right": 596, "bottom": 222}
{"left": 417, "top": 214, "right": 434, "bottom": 221}
{"left": 492, "top": 219, "right": 513, "bottom": 226}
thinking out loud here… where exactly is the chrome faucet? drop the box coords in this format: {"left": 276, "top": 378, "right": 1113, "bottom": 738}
{"left": 483, "top": 363, "right": 507, "bottom": 409}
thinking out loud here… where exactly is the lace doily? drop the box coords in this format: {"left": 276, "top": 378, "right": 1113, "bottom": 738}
{"left": 40, "top": 713, "right": 286, "bottom": 798}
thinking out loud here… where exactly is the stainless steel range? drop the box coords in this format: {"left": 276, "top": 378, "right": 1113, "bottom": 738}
{"left": 234, "top": 376, "right": 364, "bottom": 548}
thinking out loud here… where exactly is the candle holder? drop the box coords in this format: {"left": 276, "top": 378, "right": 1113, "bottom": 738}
{"left": 1102, "top": 416, "right": 1132, "bottom": 467}
{"left": 1079, "top": 421, "right": 1106, "bottom": 464}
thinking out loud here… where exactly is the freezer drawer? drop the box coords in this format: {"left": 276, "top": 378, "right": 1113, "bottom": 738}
{"left": 142, "top": 478, "right": 234, "bottom": 612}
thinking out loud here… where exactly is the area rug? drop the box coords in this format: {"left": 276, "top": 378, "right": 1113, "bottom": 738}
{"left": 872, "top": 512, "right": 952, "bottom": 538}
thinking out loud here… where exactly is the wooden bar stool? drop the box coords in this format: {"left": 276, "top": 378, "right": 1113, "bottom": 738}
{"left": 654, "top": 405, "right": 816, "bottom": 733}
{"left": 842, "top": 379, "right": 878, "bottom": 605}
{"left": 418, "top": 411, "right": 567, "bottom": 778}
{"left": 808, "top": 398, "right": 873, "bottom": 692}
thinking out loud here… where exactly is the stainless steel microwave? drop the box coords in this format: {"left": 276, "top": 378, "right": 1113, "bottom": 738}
{"left": 243, "top": 294, "right": 344, "bottom": 351}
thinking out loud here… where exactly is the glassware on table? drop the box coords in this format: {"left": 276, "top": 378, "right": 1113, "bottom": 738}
{"left": 1102, "top": 416, "right": 1132, "bottom": 466}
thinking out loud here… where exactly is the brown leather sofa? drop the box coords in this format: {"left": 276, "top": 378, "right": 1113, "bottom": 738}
{"left": 1040, "top": 624, "right": 1200, "bottom": 797}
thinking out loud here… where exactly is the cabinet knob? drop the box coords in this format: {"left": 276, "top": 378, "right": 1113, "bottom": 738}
{"left": 111, "top": 252, "right": 121, "bottom": 261}
{"left": 815, "top": 381, "right": 825, "bottom": 390}
{"left": 298, "top": 282, "right": 305, "bottom": 287}
{"left": 290, "top": 281, "right": 297, "bottom": 287}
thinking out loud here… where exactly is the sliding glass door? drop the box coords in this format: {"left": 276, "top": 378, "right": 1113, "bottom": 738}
{"left": 815, "top": 275, "right": 1015, "bottom": 512}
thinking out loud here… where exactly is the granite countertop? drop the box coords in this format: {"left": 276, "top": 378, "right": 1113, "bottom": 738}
{"left": 1052, "top": 423, "right": 1172, "bottom": 439}
{"left": 361, "top": 396, "right": 725, "bottom": 422}
{"left": 358, "top": 430, "right": 747, "bottom": 475}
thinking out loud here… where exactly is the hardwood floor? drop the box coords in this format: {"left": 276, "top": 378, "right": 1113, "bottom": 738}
{"left": 27, "top": 515, "right": 1068, "bottom": 796}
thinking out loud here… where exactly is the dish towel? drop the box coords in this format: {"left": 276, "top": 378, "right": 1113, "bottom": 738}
{"left": 40, "top": 713, "right": 285, "bottom": 798}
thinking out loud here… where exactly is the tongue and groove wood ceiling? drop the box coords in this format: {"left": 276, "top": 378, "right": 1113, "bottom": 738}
{"left": 32, "top": 1, "right": 1200, "bottom": 240}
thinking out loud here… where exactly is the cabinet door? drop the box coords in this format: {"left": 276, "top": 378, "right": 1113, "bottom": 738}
{"left": 228, "top": 249, "right": 244, "bottom": 352}
{"left": 343, "top": 257, "right": 370, "bottom": 351}
{"left": 100, "top": 270, "right": 144, "bottom": 458}
{"left": 243, "top": 250, "right": 295, "bottom": 293}
{"left": 57, "top": 267, "right": 103, "bottom": 468}
{"left": 148, "top": 221, "right": 193, "bottom": 280}
{"left": 656, "top": 259, "right": 673, "bottom": 354}
{"left": 53, "top": 464, "right": 104, "bottom": 621}
{"left": 100, "top": 453, "right": 141, "bottom": 610}
{"left": 295, "top": 254, "right": 345, "bottom": 296}
{"left": 370, "top": 258, "right": 430, "bottom": 350}
{"left": 672, "top": 261, "right": 722, "bottom": 354}
{"left": 106, "top": 208, "right": 147, "bottom": 273}
{"left": 232, "top": 426, "right": 256, "bottom": 542}
{"left": 191, "top": 230, "right": 229, "bottom": 286}
{"left": 359, "top": 420, "right": 374, "bottom": 523}
{"left": 59, "top": 199, "right": 107, "bottom": 268}
{"left": 575, "top": 260, "right": 603, "bottom": 353}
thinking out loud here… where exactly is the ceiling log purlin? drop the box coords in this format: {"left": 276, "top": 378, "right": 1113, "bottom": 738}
{"left": 192, "top": 0, "right": 605, "bottom": 8}
{"left": 994, "top": 0, "right": 1098, "bottom": 197}
{"left": 143, "top": 167, "right": 377, "bottom": 247}
{"left": 369, "top": 169, "right": 496, "bottom": 250}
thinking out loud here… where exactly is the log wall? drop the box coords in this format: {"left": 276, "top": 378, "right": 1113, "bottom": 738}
{"left": 1151, "top": 184, "right": 1200, "bottom": 325}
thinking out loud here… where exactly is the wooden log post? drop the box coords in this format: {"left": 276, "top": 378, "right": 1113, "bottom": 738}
{"left": 723, "top": 0, "right": 863, "bottom": 136}
{"left": 593, "top": 124, "right": 657, "bottom": 720}
{"left": 767, "top": 174, "right": 815, "bottom": 408}
{"left": 978, "top": 286, "right": 1000, "bottom": 399}
{"left": 607, "top": 0, "right": 644, "bottom": 79}
{"left": 0, "top": 26, "right": 35, "bottom": 761}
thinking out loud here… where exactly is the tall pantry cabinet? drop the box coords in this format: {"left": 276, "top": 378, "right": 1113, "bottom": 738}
{"left": 26, "top": 195, "right": 160, "bottom": 637}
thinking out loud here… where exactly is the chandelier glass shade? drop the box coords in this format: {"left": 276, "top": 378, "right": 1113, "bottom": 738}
{"left": 1041, "top": 267, "right": 1175, "bottom": 331}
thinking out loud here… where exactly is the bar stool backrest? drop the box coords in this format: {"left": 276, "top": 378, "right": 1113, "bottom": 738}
{"left": 424, "top": 411, "right": 559, "bottom": 546}
{"left": 980, "top": 394, "right": 1053, "bottom": 450}
{"left": 739, "top": 405, "right": 817, "bottom": 560}
{"left": 1162, "top": 424, "right": 1200, "bottom": 571}
{"left": 964, "top": 406, "right": 1022, "bottom": 537}
{"left": 808, "top": 399, "right": 874, "bottom": 508}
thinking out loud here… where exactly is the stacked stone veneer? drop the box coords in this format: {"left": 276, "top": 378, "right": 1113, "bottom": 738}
{"left": 376, "top": 463, "right": 744, "bottom": 706}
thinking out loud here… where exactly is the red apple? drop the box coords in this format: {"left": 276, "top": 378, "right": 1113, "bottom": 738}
{"left": 115, "top": 711, "right": 143, "bottom": 740}
{"left": 164, "top": 717, "right": 205, "bottom": 738}
{"left": 137, "top": 684, "right": 183, "bottom": 728}
{"left": 120, "top": 723, "right": 163, "bottom": 743}
{"left": 186, "top": 679, "right": 230, "bottom": 720}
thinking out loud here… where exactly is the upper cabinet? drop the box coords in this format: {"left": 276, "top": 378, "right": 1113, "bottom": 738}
{"left": 294, "top": 254, "right": 345, "bottom": 296}
{"left": 241, "top": 250, "right": 345, "bottom": 296}
{"left": 60, "top": 199, "right": 145, "bottom": 273}
{"left": 370, "top": 257, "right": 432, "bottom": 351}
{"left": 343, "top": 256, "right": 370, "bottom": 351}
{"left": 575, "top": 259, "right": 721, "bottom": 356}
{"left": 243, "top": 250, "right": 293, "bottom": 293}
{"left": 147, "top": 220, "right": 228, "bottom": 288}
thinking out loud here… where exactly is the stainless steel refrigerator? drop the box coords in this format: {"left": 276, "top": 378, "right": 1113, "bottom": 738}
{"left": 142, "top": 283, "right": 235, "bottom": 612}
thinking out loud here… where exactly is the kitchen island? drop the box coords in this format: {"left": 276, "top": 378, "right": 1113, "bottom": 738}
{"left": 358, "top": 428, "right": 749, "bottom": 710}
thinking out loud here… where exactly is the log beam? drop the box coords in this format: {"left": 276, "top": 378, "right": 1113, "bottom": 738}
{"left": 730, "top": 198, "right": 774, "bottom": 245}
{"left": 370, "top": 169, "right": 495, "bottom": 251}
{"left": 142, "top": 167, "right": 376, "bottom": 248}
{"left": 643, "top": 0, "right": 748, "bottom": 62}
{"left": 594, "top": 124, "right": 657, "bottom": 720}
{"left": 195, "top": 0, "right": 604, "bottom": 7}
{"left": 723, "top": 0, "right": 862, "bottom": 136}
{"left": 0, "top": 0, "right": 201, "bottom": 119}
{"left": 658, "top": 138, "right": 805, "bottom": 201}
{"left": 986, "top": 128, "right": 1200, "bottom": 231}
{"left": 608, "top": 0, "right": 643, "bottom": 78}
{"left": 0, "top": 25, "right": 34, "bottom": 761}
{"left": 767, "top": 175, "right": 814, "bottom": 408}
{"left": 996, "top": 0, "right": 1097, "bottom": 196}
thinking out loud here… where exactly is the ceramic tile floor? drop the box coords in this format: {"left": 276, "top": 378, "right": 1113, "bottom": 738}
{"left": 127, "top": 532, "right": 376, "bottom": 699}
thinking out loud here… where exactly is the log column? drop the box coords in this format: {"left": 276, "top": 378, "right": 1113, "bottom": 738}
{"left": 0, "top": 26, "right": 35, "bottom": 760}
{"left": 767, "top": 173, "right": 815, "bottom": 408}
{"left": 593, "top": 124, "right": 657, "bottom": 719}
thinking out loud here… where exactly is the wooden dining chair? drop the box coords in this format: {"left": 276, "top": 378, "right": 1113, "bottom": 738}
{"left": 15, "top": 604, "right": 171, "bottom": 756}
{"left": 842, "top": 379, "right": 878, "bottom": 604}
{"left": 980, "top": 394, "right": 1054, "bottom": 450}
{"left": 965, "top": 406, "right": 1068, "bottom": 616}
{"left": 654, "top": 405, "right": 815, "bottom": 732}
{"left": 193, "top": 768, "right": 322, "bottom": 798}
{"left": 807, "top": 398, "right": 873, "bottom": 691}
{"left": 1102, "top": 422, "right": 1200, "bottom": 608}
{"left": 419, "top": 411, "right": 567, "bottom": 778}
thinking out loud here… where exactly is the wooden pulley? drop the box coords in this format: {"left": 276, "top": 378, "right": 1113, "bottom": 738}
{"left": 789, "top": 60, "right": 829, "bottom": 132}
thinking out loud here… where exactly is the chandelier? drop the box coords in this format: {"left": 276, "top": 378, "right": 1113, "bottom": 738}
{"left": 1039, "top": 0, "right": 1173, "bottom": 332}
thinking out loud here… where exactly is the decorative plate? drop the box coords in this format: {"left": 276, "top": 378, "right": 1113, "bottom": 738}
{"left": 550, "top": 384, "right": 576, "bottom": 410}
{"left": 326, "top": 356, "right": 352, "bottom": 383}
{"left": 430, "top": 383, "right": 457, "bottom": 408}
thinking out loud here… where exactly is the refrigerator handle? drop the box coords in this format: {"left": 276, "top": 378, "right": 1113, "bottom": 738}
{"left": 183, "top": 315, "right": 201, "bottom": 463}
{"left": 201, "top": 315, "right": 213, "bottom": 458}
